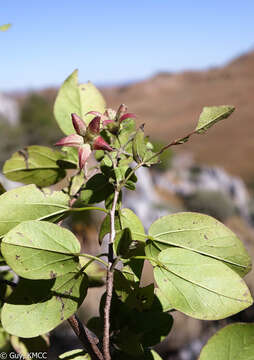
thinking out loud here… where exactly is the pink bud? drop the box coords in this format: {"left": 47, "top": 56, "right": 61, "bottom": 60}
{"left": 71, "top": 113, "right": 86, "bottom": 136}
{"left": 55, "top": 134, "right": 83, "bottom": 147}
{"left": 119, "top": 113, "right": 137, "bottom": 123}
{"left": 88, "top": 116, "right": 101, "bottom": 134}
{"left": 78, "top": 144, "right": 92, "bottom": 169}
{"left": 93, "top": 136, "right": 113, "bottom": 151}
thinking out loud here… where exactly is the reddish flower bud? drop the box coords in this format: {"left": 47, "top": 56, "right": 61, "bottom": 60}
{"left": 71, "top": 113, "right": 86, "bottom": 136}
{"left": 55, "top": 134, "right": 83, "bottom": 147}
{"left": 88, "top": 116, "right": 101, "bottom": 134}
{"left": 78, "top": 144, "right": 92, "bottom": 169}
{"left": 119, "top": 113, "right": 137, "bottom": 123}
{"left": 93, "top": 136, "right": 113, "bottom": 151}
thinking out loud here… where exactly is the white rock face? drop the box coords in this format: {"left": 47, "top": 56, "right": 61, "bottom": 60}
{"left": 0, "top": 92, "right": 19, "bottom": 126}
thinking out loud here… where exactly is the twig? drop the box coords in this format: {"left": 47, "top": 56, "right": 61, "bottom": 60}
{"left": 103, "top": 189, "right": 119, "bottom": 360}
{"left": 68, "top": 314, "right": 104, "bottom": 360}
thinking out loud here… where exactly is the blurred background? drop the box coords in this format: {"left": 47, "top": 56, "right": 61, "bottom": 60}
{"left": 1, "top": 1, "right": 254, "bottom": 359}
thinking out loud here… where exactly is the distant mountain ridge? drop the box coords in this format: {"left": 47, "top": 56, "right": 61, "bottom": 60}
{"left": 101, "top": 50, "right": 254, "bottom": 182}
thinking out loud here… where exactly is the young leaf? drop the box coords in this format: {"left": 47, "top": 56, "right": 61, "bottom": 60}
{"left": 195, "top": 105, "right": 235, "bottom": 134}
{"left": 199, "top": 323, "right": 254, "bottom": 360}
{"left": 58, "top": 349, "right": 90, "bottom": 359}
{"left": 149, "top": 212, "right": 251, "bottom": 277}
{"left": 132, "top": 128, "right": 147, "bottom": 163}
{"left": 120, "top": 208, "right": 147, "bottom": 242}
{"left": 69, "top": 172, "right": 84, "bottom": 196}
{"left": 0, "top": 185, "right": 70, "bottom": 238}
{"left": 0, "top": 24, "right": 11, "bottom": 31}
{"left": 54, "top": 69, "right": 106, "bottom": 135}
{"left": 3, "top": 146, "right": 67, "bottom": 187}
{"left": 2, "top": 221, "right": 80, "bottom": 279}
{"left": 1, "top": 272, "right": 88, "bottom": 337}
{"left": 154, "top": 248, "right": 253, "bottom": 320}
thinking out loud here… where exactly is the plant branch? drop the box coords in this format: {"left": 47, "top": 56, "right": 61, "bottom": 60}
{"left": 103, "top": 189, "right": 120, "bottom": 360}
{"left": 68, "top": 314, "right": 104, "bottom": 360}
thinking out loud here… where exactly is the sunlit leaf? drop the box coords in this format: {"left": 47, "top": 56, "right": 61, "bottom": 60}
{"left": 154, "top": 248, "right": 253, "bottom": 320}
{"left": 199, "top": 323, "right": 254, "bottom": 360}
{"left": 3, "top": 146, "right": 68, "bottom": 187}
{"left": 0, "top": 185, "right": 70, "bottom": 238}
{"left": 195, "top": 105, "right": 235, "bottom": 134}
{"left": 1, "top": 272, "right": 88, "bottom": 337}
{"left": 2, "top": 221, "right": 81, "bottom": 279}
{"left": 149, "top": 212, "right": 251, "bottom": 277}
{"left": 54, "top": 69, "right": 106, "bottom": 135}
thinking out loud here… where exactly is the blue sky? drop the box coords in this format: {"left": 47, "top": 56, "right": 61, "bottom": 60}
{"left": 1, "top": 1, "right": 254, "bottom": 91}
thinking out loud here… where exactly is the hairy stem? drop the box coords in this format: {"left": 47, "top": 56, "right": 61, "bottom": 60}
{"left": 103, "top": 189, "right": 120, "bottom": 360}
{"left": 68, "top": 314, "right": 104, "bottom": 360}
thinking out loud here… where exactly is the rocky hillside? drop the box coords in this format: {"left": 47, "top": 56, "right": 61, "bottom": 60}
{"left": 101, "top": 50, "right": 254, "bottom": 182}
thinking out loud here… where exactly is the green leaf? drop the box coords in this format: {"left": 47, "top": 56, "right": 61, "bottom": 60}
{"left": 3, "top": 146, "right": 67, "bottom": 187}
{"left": 2, "top": 221, "right": 80, "bottom": 279}
{"left": 0, "top": 24, "right": 11, "bottom": 31}
{"left": 0, "top": 185, "right": 70, "bottom": 238}
{"left": 155, "top": 248, "right": 253, "bottom": 320}
{"left": 132, "top": 128, "right": 147, "bottom": 163}
{"left": 1, "top": 272, "right": 88, "bottom": 337}
{"left": 114, "top": 228, "right": 132, "bottom": 257}
{"left": 79, "top": 174, "right": 114, "bottom": 205}
{"left": 134, "top": 310, "right": 173, "bottom": 347}
{"left": 149, "top": 212, "right": 251, "bottom": 277}
{"left": 69, "top": 172, "right": 85, "bottom": 196}
{"left": 59, "top": 349, "right": 90, "bottom": 359}
{"left": 195, "top": 105, "right": 235, "bottom": 134}
{"left": 120, "top": 208, "right": 146, "bottom": 242}
{"left": 154, "top": 287, "right": 173, "bottom": 312}
{"left": 54, "top": 69, "right": 106, "bottom": 135}
{"left": 199, "top": 323, "right": 254, "bottom": 360}
{"left": 114, "top": 270, "right": 154, "bottom": 311}
{"left": 115, "top": 327, "right": 143, "bottom": 356}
